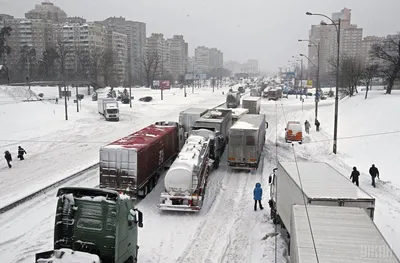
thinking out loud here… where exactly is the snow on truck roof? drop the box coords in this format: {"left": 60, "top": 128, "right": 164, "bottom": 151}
{"left": 242, "top": 96, "right": 261, "bottom": 101}
{"left": 231, "top": 114, "right": 265, "bottom": 130}
{"left": 292, "top": 205, "right": 400, "bottom": 263}
{"left": 279, "top": 162, "right": 373, "bottom": 200}
{"left": 103, "top": 123, "right": 176, "bottom": 150}
{"left": 180, "top": 107, "right": 208, "bottom": 114}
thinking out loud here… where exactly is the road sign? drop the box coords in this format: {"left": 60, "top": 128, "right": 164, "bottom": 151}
{"left": 185, "top": 73, "right": 207, "bottom": 80}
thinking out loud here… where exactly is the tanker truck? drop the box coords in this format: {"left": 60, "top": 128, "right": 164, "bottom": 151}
{"left": 158, "top": 128, "right": 223, "bottom": 212}
{"left": 35, "top": 187, "right": 143, "bottom": 263}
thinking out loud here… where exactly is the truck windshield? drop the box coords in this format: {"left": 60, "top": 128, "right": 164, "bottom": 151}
{"left": 107, "top": 109, "right": 118, "bottom": 114}
{"left": 75, "top": 201, "right": 116, "bottom": 232}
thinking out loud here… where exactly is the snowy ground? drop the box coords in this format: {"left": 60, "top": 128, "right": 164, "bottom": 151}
{"left": 1, "top": 85, "right": 399, "bottom": 262}
{"left": 0, "top": 85, "right": 229, "bottom": 209}
{"left": 274, "top": 88, "right": 400, "bottom": 257}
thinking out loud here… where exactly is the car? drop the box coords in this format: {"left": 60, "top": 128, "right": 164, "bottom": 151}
{"left": 285, "top": 121, "right": 302, "bottom": 143}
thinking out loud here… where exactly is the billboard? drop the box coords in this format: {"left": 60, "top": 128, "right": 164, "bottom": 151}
{"left": 160, "top": 80, "right": 170, "bottom": 89}
{"left": 185, "top": 73, "right": 207, "bottom": 80}
{"left": 152, "top": 80, "right": 171, "bottom": 89}
{"left": 306, "top": 80, "right": 313, "bottom": 88}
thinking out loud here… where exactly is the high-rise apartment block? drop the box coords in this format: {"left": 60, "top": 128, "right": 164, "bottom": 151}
{"left": 167, "top": 35, "right": 188, "bottom": 79}
{"left": 195, "top": 46, "right": 223, "bottom": 74}
{"left": 25, "top": 2, "right": 67, "bottom": 23}
{"left": 101, "top": 17, "right": 146, "bottom": 83}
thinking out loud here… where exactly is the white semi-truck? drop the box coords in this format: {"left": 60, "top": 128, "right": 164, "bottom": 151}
{"left": 268, "top": 162, "right": 375, "bottom": 234}
{"left": 290, "top": 205, "right": 400, "bottom": 263}
{"left": 159, "top": 129, "right": 219, "bottom": 212}
{"left": 98, "top": 98, "right": 119, "bottom": 121}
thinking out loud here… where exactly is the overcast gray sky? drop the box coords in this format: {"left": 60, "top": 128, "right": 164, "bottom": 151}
{"left": 1, "top": 0, "right": 399, "bottom": 72}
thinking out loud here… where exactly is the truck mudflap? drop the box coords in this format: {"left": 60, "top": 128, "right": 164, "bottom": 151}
{"left": 228, "top": 162, "right": 258, "bottom": 170}
{"left": 159, "top": 193, "right": 202, "bottom": 212}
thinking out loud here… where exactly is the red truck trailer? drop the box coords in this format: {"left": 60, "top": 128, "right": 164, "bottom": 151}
{"left": 99, "top": 121, "right": 184, "bottom": 198}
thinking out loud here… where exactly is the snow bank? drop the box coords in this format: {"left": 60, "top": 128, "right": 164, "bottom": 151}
{"left": 232, "top": 121, "right": 256, "bottom": 129}
{"left": 36, "top": 248, "right": 100, "bottom": 263}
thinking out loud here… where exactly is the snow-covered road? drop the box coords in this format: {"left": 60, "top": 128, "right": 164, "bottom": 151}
{"left": 2, "top": 90, "right": 400, "bottom": 262}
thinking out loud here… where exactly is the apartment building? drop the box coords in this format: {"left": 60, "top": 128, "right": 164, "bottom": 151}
{"left": 25, "top": 2, "right": 67, "bottom": 23}
{"left": 168, "top": 35, "right": 188, "bottom": 79}
{"left": 101, "top": 17, "right": 146, "bottom": 83}
{"left": 107, "top": 30, "right": 128, "bottom": 85}
{"left": 361, "top": 36, "right": 385, "bottom": 65}
{"left": 195, "top": 46, "right": 224, "bottom": 75}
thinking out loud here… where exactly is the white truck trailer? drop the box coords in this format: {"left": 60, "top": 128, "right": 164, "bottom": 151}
{"left": 216, "top": 107, "right": 248, "bottom": 124}
{"left": 178, "top": 108, "right": 208, "bottom": 134}
{"left": 290, "top": 205, "right": 400, "bottom": 263}
{"left": 159, "top": 129, "right": 215, "bottom": 212}
{"left": 97, "top": 98, "right": 120, "bottom": 121}
{"left": 268, "top": 162, "right": 375, "bottom": 234}
{"left": 242, "top": 96, "right": 261, "bottom": 114}
{"left": 227, "top": 114, "right": 267, "bottom": 170}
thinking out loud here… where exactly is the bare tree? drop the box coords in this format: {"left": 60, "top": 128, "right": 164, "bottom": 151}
{"left": 16, "top": 45, "right": 36, "bottom": 82}
{"left": 141, "top": 52, "right": 162, "bottom": 87}
{"left": 87, "top": 47, "right": 102, "bottom": 84}
{"left": 370, "top": 35, "right": 400, "bottom": 94}
{"left": 100, "top": 48, "right": 116, "bottom": 87}
{"left": 329, "top": 55, "right": 364, "bottom": 96}
{"left": 362, "top": 64, "right": 379, "bottom": 99}
{"left": 55, "top": 39, "right": 70, "bottom": 82}
{"left": 0, "top": 26, "right": 12, "bottom": 61}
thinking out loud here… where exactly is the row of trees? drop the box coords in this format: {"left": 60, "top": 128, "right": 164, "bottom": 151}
{"left": 326, "top": 34, "right": 400, "bottom": 96}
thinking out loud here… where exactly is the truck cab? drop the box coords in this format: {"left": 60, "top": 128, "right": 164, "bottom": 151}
{"left": 35, "top": 187, "right": 143, "bottom": 263}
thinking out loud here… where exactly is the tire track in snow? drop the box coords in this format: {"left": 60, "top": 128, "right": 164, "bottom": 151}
{"left": 175, "top": 167, "right": 246, "bottom": 263}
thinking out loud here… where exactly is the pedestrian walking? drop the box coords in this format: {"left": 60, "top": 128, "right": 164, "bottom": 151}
{"left": 350, "top": 166, "right": 360, "bottom": 187}
{"left": 17, "top": 146, "right": 27, "bottom": 160}
{"left": 304, "top": 120, "right": 311, "bottom": 134}
{"left": 55, "top": 97, "right": 58, "bottom": 104}
{"left": 253, "top": 182, "right": 264, "bottom": 211}
{"left": 369, "top": 164, "right": 380, "bottom": 188}
{"left": 4, "top": 150, "right": 12, "bottom": 168}
{"left": 315, "top": 119, "right": 320, "bottom": 132}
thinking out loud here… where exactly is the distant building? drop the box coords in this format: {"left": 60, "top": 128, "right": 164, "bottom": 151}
{"left": 194, "top": 46, "right": 223, "bottom": 75}
{"left": 66, "top": 17, "right": 86, "bottom": 25}
{"left": 361, "top": 36, "right": 385, "bottom": 65}
{"left": 107, "top": 30, "right": 128, "bottom": 86}
{"left": 25, "top": 2, "right": 67, "bottom": 23}
{"left": 101, "top": 17, "right": 146, "bottom": 84}
{"left": 167, "top": 35, "right": 188, "bottom": 79}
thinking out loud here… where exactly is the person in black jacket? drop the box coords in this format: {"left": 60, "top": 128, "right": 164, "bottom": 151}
{"left": 4, "top": 151, "right": 12, "bottom": 168}
{"left": 350, "top": 166, "right": 360, "bottom": 186}
{"left": 17, "top": 146, "right": 27, "bottom": 160}
{"left": 369, "top": 164, "right": 380, "bottom": 188}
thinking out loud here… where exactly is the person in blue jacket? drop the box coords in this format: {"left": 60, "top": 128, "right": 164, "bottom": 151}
{"left": 253, "top": 182, "right": 264, "bottom": 211}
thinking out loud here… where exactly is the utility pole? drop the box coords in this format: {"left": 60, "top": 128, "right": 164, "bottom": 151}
{"left": 333, "top": 18, "right": 341, "bottom": 154}
{"left": 76, "top": 86, "right": 79, "bottom": 112}
{"left": 64, "top": 85, "right": 68, "bottom": 120}
{"left": 315, "top": 43, "right": 320, "bottom": 122}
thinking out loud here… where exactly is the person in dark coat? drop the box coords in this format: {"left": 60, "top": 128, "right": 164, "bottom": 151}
{"left": 350, "top": 166, "right": 360, "bottom": 187}
{"left": 369, "top": 164, "right": 380, "bottom": 188}
{"left": 4, "top": 151, "right": 12, "bottom": 168}
{"left": 17, "top": 146, "right": 27, "bottom": 160}
{"left": 253, "top": 182, "right": 264, "bottom": 211}
{"left": 304, "top": 120, "right": 311, "bottom": 134}
{"left": 315, "top": 119, "right": 320, "bottom": 132}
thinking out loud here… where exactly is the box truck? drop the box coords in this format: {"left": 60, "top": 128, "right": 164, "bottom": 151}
{"left": 268, "top": 162, "right": 375, "bottom": 234}
{"left": 242, "top": 97, "right": 261, "bottom": 114}
{"left": 98, "top": 98, "right": 119, "bottom": 121}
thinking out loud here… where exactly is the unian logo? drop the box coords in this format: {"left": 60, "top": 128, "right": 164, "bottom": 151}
{"left": 360, "top": 244, "right": 395, "bottom": 259}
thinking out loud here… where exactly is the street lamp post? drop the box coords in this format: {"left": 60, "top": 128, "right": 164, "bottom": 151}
{"left": 299, "top": 39, "right": 320, "bottom": 121}
{"left": 307, "top": 12, "right": 341, "bottom": 154}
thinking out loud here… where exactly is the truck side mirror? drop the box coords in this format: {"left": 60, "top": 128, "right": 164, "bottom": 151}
{"left": 265, "top": 122, "right": 269, "bottom": 129}
{"left": 137, "top": 210, "right": 143, "bottom": 228}
{"left": 268, "top": 175, "right": 272, "bottom": 184}
{"left": 184, "top": 132, "right": 189, "bottom": 140}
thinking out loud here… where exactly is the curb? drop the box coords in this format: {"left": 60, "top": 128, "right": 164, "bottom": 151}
{"left": 0, "top": 163, "right": 99, "bottom": 215}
